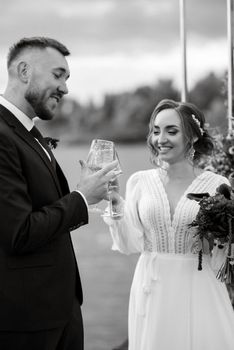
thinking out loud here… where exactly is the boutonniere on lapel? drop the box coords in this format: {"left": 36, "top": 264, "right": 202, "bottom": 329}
{"left": 44, "top": 137, "right": 60, "bottom": 150}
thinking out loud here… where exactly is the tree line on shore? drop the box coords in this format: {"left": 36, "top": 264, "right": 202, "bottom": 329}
{"left": 38, "top": 71, "right": 232, "bottom": 145}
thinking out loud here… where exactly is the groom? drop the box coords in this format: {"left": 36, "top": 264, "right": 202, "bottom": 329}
{"left": 0, "top": 37, "right": 117, "bottom": 350}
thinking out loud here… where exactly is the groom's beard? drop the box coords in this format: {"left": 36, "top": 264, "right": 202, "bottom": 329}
{"left": 25, "top": 85, "right": 56, "bottom": 121}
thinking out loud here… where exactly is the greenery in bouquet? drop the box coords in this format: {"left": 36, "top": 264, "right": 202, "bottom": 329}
{"left": 187, "top": 184, "right": 234, "bottom": 283}
{"left": 198, "top": 131, "right": 234, "bottom": 178}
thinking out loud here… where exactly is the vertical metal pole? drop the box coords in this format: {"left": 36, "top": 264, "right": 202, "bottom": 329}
{"left": 227, "top": 0, "right": 233, "bottom": 135}
{"left": 180, "top": 0, "right": 188, "bottom": 102}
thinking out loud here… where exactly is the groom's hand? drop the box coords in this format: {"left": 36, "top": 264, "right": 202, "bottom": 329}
{"left": 77, "top": 160, "right": 118, "bottom": 205}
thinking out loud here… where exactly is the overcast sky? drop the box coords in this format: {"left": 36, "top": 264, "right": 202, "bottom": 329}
{"left": 0, "top": 0, "right": 231, "bottom": 104}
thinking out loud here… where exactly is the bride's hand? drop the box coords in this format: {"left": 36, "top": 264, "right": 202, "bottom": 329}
{"left": 108, "top": 177, "right": 121, "bottom": 205}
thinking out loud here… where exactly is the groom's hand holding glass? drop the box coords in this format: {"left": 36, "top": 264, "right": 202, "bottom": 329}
{"left": 77, "top": 160, "right": 118, "bottom": 205}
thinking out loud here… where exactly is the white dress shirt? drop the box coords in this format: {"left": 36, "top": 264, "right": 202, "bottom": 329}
{"left": 0, "top": 95, "right": 51, "bottom": 159}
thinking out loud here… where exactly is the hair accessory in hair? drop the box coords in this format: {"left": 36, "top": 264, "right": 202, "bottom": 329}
{"left": 191, "top": 114, "right": 204, "bottom": 136}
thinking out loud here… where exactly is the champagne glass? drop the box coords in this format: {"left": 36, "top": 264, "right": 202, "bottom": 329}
{"left": 86, "top": 139, "right": 122, "bottom": 215}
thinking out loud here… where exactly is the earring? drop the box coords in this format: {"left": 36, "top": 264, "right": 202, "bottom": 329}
{"left": 187, "top": 145, "right": 195, "bottom": 163}
{"left": 156, "top": 157, "right": 163, "bottom": 168}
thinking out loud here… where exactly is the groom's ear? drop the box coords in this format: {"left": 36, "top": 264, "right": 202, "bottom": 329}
{"left": 17, "top": 61, "right": 31, "bottom": 83}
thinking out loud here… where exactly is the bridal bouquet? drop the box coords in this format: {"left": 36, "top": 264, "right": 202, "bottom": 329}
{"left": 187, "top": 179, "right": 234, "bottom": 283}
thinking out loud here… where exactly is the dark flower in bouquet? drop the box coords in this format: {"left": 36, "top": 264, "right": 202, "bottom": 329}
{"left": 187, "top": 181, "right": 234, "bottom": 282}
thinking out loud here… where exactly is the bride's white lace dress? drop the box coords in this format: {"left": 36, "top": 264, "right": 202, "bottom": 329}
{"left": 105, "top": 169, "right": 234, "bottom": 350}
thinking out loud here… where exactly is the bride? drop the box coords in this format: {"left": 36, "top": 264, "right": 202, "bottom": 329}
{"left": 104, "top": 99, "right": 234, "bottom": 350}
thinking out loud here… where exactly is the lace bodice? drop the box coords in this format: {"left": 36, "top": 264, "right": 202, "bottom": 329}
{"left": 106, "top": 169, "right": 230, "bottom": 255}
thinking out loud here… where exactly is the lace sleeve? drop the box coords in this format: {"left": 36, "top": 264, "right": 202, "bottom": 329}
{"left": 103, "top": 172, "right": 144, "bottom": 255}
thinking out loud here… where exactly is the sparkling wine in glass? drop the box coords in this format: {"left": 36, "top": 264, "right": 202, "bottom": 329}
{"left": 86, "top": 139, "right": 122, "bottom": 216}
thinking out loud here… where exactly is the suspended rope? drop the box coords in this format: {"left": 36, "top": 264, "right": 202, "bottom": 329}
{"left": 179, "top": 0, "right": 188, "bottom": 102}
{"left": 227, "top": 0, "right": 234, "bottom": 135}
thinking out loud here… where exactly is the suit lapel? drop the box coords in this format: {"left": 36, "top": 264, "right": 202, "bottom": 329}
{"left": 0, "top": 104, "right": 64, "bottom": 197}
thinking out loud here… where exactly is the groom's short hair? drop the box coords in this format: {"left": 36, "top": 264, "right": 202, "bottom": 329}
{"left": 7, "top": 37, "right": 70, "bottom": 68}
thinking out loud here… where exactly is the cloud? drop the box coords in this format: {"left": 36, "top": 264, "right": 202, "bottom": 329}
{"left": 65, "top": 38, "right": 227, "bottom": 104}
{"left": 56, "top": 0, "right": 116, "bottom": 18}
{"left": 0, "top": 0, "right": 229, "bottom": 103}
{"left": 0, "top": 0, "right": 227, "bottom": 55}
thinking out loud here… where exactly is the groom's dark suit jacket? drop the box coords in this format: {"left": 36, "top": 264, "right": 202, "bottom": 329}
{"left": 0, "top": 104, "right": 88, "bottom": 331}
